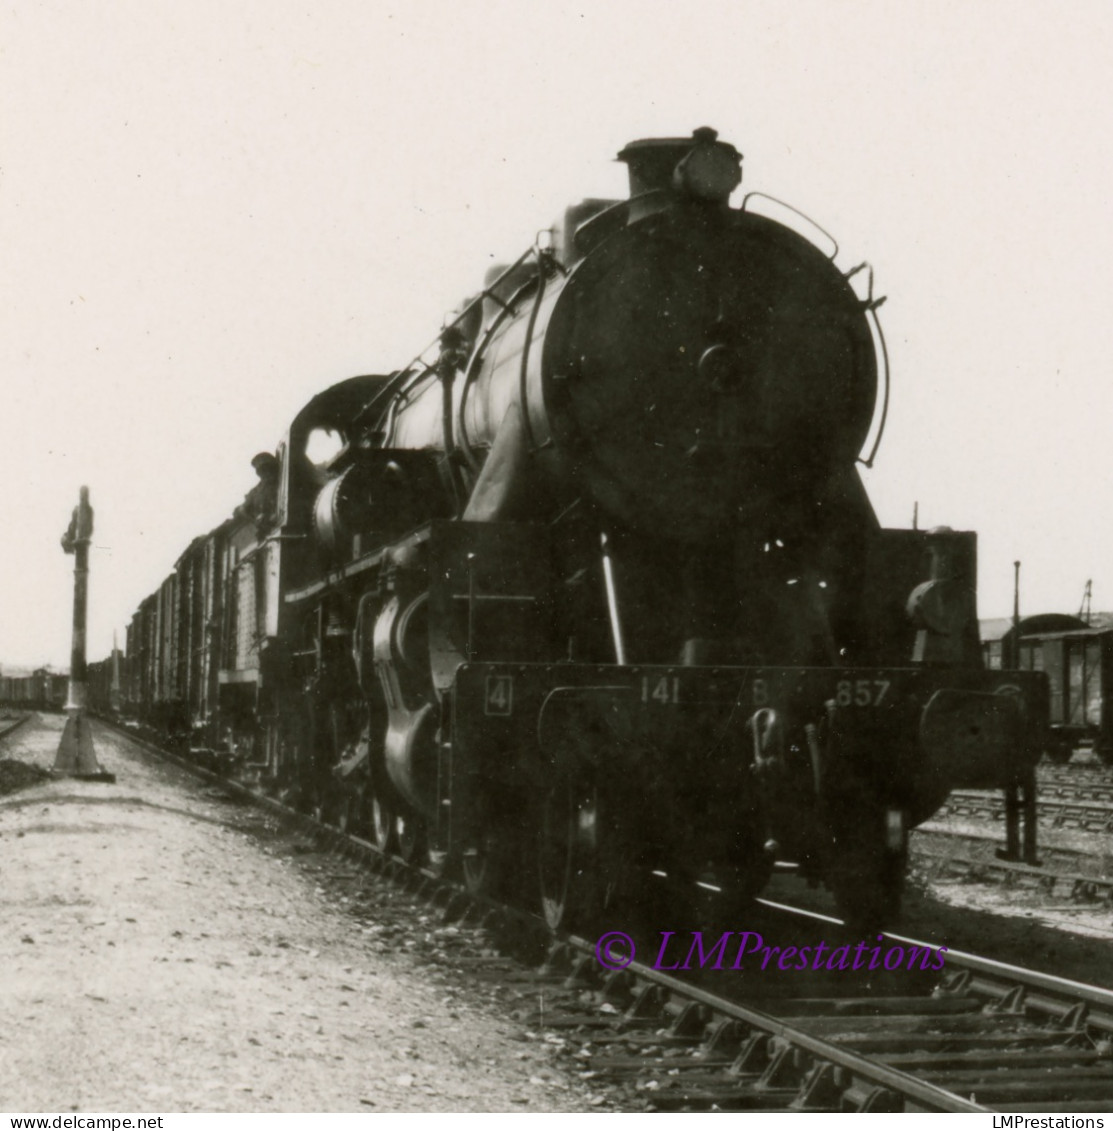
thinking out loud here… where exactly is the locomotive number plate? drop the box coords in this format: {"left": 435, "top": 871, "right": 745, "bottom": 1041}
{"left": 751, "top": 674, "right": 893, "bottom": 708}
{"left": 833, "top": 678, "right": 892, "bottom": 708}
{"left": 641, "top": 675, "right": 680, "bottom": 705}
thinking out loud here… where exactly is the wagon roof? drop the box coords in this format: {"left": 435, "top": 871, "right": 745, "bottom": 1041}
{"left": 980, "top": 612, "right": 1113, "bottom": 642}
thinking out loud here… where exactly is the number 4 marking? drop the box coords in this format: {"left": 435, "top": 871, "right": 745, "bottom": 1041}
{"left": 641, "top": 675, "right": 680, "bottom": 705}
{"left": 485, "top": 675, "right": 513, "bottom": 716}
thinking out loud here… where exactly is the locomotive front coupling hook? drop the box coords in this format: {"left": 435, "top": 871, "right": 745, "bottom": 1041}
{"left": 748, "top": 707, "right": 784, "bottom": 773}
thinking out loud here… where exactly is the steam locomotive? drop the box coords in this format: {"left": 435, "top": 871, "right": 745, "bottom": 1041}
{"left": 109, "top": 129, "right": 1049, "bottom": 929}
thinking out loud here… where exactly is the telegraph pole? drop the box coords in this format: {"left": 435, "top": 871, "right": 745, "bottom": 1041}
{"left": 53, "top": 486, "right": 114, "bottom": 781}
{"left": 1010, "top": 560, "right": 1021, "bottom": 669}
{"left": 110, "top": 630, "right": 122, "bottom": 714}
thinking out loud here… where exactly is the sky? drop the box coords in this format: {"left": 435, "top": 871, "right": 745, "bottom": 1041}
{"left": 2, "top": 0, "right": 1112, "bottom": 669}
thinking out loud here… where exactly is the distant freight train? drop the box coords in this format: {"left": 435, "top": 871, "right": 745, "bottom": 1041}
{"left": 89, "top": 128, "right": 1050, "bottom": 929}
{"left": 984, "top": 614, "right": 1113, "bottom": 764}
{"left": 0, "top": 670, "right": 67, "bottom": 711}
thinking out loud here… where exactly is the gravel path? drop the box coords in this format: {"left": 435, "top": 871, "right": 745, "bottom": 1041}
{"left": 0, "top": 714, "right": 595, "bottom": 1113}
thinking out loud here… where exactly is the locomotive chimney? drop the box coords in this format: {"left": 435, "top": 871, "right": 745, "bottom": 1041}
{"left": 617, "top": 127, "right": 741, "bottom": 221}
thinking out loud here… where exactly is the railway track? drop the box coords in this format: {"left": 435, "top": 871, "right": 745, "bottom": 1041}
{"left": 1040, "top": 761, "right": 1113, "bottom": 787}
{"left": 102, "top": 718, "right": 1113, "bottom": 1113}
{"left": 550, "top": 902, "right": 1113, "bottom": 1112}
{"left": 0, "top": 711, "right": 31, "bottom": 742}
{"left": 1038, "top": 776, "right": 1113, "bottom": 806}
{"left": 911, "top": 768, "right": 1113, "bottom": 910}
{"left": 944, "top": 788, "right": 1113, "bottom": 833}
{"left": 912, "top": 818, "right": 1113, "bottom": 900}
{"left": 912, "top": 776, "right": 1113, "bottom": 910}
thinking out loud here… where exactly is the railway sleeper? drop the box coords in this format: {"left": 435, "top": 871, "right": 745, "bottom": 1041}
{"left": 590, "top": 1055, "right": 735, "bottom": 1073}
{"left": 797, "top": 1012, "right": 1049, "bottom": 1034}
{"left": 752, "top": 995, "right": 982, "bottom": 1018}
{"left": 803, "top": 1027, "right": 1084, "bottom": 1054}
{"left": 943, "top": 1075, "right": 1113, "bottom": 1105}
{"left": 881, "top": 1048, "right": 1113, "bottom": 1072}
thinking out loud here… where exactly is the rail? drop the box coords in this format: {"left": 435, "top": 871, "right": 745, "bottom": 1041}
{"left": 97, "top": 716, "right": 1113, "bottom": 1113}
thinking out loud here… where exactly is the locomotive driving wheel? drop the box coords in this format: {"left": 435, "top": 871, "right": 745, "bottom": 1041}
{"left": 328, "top": 703, "right": 370, "bottom": 834}
{"left": 462, "top": 828, "right": 504, "bottom": 897}
{"left": 370, "top": 789, "right": 397, "bottom": 853}
{"left": 335, "top": 781, "right": 371, "bottom": 836}
{"left": 461, "top": 814, "right": 527, "bottom": 899}
{"left": 394, "top": 810, "right": 427, "bottom": 865}
{"left": 538, "top": 780, "right": 604, "bottom": 931}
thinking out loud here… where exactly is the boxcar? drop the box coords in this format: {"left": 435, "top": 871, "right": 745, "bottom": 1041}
{"left": 985, "top": 615, "right": 1113, "bottom": 763}
{"left": 1018, "top": 628, "right": 1113, "bottom": 763}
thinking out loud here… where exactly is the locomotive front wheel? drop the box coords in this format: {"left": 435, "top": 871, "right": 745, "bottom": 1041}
{"left": 538, "top": 783, "right": 599, "bottom": 931}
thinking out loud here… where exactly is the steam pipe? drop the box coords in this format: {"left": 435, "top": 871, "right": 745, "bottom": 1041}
{"left": 600, "top": 532, "right": 626, "bottom": 665}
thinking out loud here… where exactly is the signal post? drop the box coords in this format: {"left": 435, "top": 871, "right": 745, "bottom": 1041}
{"left": 53, "top": 486, "right": 115, "bottom": 782}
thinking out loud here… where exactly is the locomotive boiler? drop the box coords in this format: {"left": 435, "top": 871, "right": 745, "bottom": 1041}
{"left": 117, "top": 129, "right": 1050, "bottom": 930}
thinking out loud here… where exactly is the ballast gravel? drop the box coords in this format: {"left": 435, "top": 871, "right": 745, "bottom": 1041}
{"left": 0, "top": 714, "right": 597, "bottom": 1113}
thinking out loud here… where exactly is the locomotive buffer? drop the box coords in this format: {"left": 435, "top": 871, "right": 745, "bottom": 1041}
{"left": 53, "top": 486, "right": 115, "bottom": 782}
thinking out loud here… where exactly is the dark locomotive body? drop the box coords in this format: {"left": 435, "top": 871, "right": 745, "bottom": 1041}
{"left": 99, "top": 130, "right": 1049, "bottom": 928}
